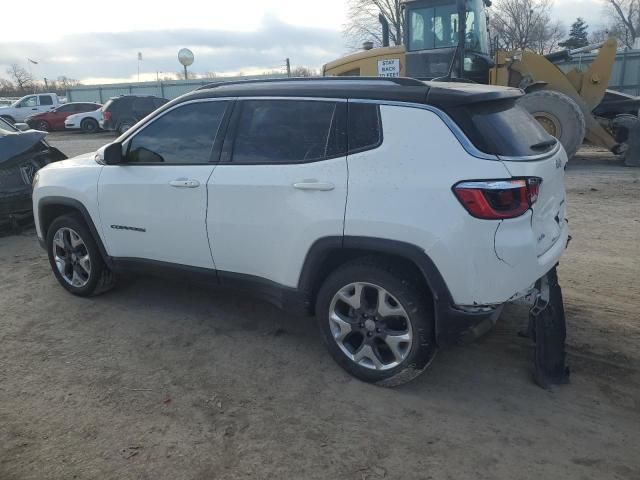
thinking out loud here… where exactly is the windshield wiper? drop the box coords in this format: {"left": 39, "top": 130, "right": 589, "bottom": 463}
{"left": 530, "top": 139, "right": 557, "bottom": 151}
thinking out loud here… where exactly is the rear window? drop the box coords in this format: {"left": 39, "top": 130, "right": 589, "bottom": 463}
{"left": 102, "top": 99, "right": 114, "bottom": 111}
{"left": 446, "top": 100, "right": 556, "bottom": 157}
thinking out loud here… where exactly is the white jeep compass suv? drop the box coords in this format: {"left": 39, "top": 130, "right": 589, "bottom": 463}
{"left": 32, "top": 78, "right": 569, "bottom": 386}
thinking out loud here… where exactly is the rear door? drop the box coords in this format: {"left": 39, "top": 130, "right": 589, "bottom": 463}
{"left": 98, "top": 99, "right": 231, "bottom": 268}
{"left": 207, "top": 98, "right": 348, "bottom": 288}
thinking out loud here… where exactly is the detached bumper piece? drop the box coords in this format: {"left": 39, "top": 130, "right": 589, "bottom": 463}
{"left": 528, "top": 267, "right": 570, "bottom": 388}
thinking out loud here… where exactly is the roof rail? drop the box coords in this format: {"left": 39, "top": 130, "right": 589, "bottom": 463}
{"left": 196, "top": 76, "right": 425, "bottom": 91}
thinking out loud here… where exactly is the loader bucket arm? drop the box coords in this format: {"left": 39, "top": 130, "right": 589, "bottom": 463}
{"left": 508, "top": 41, "right": 619, "bottom": 151}
{"left": 575, "top": 39, "right": 618, "bottom": 110}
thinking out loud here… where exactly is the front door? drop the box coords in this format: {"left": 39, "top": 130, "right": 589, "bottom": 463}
{"left": 207, "top": 98, "right": 348, "bottom": 288}
{"left": 98, "top": 99, "right": 230, "bottom": 269}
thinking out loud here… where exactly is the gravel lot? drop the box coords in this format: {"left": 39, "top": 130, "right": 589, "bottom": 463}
{"left": 1, "top": 133, "right": 639, "bottom": 479}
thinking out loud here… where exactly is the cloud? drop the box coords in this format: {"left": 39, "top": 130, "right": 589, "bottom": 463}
{"left": 0, "top": 16, "right": 344, "bottom": 84}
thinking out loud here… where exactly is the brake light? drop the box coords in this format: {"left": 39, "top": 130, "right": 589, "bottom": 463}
{"left": 453, "top": 178, "right": 542, "bottom": 220}
{"left": 103, "top": 111, "right": 112, "bottom": 122}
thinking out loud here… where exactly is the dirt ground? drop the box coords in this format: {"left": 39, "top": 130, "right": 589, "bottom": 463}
{"left": 1, "top": 134, "right": 639, "bottom": 479}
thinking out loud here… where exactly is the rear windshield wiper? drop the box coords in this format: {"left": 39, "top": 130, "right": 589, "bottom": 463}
{"left": 530, "top": 139, "right": 557, "bottom": 151}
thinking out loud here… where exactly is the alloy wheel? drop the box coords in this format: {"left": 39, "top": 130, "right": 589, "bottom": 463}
{"left": 52, "top": 227, "right": 91, "bottom": 288}
{"left": 328, "top": 282, "right": 413, "bottom": 371}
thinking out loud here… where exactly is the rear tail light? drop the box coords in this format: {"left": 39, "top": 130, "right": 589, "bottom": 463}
{"left": 103, "top": 111, "right": 112, "bottom": 122}
{"left": 453, "top": 178, "right": 542, "bottom": 220}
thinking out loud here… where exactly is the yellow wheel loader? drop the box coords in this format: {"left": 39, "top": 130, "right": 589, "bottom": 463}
{"left": 324, "top": 0, "right": 640, "bottom": 164}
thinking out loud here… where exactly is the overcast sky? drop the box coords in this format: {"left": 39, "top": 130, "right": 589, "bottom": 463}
{"left": 0, "top": 0, "right": 609, "bottom": 85}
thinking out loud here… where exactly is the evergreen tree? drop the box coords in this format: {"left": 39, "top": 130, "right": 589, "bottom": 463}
{"left": 559, "top": 18, "right": 590, "bottom": 49}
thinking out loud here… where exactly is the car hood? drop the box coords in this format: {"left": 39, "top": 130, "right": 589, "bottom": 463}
{"left": 0, "top": 130, "right": 48, "bottom": 164}
{"left": 26, "top": 113, "right": 47, "bottom": 120}
{"left": 46, "top": 151, "right": 98, "bottom": 169}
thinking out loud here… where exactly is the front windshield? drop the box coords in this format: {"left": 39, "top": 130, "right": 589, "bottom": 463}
{"left": 408, "top": 0, "right": 487, "bottom": 53}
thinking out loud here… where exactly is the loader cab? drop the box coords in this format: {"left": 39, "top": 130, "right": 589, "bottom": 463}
{"left": 404, "top": 0, "right": 492, "bottom": 83}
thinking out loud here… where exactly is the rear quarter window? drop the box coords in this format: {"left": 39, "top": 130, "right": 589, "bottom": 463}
{"left": 348, "top": 102, "right": 382, "bottom": 154}
{"left": 446, "top": 100, "right": 556, "bottom": 158}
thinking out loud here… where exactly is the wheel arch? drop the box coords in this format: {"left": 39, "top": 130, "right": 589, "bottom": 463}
{"left": 299, "top": 236, "right": 498, "bottom": 346}
{"left": 38, "top": 196, "right": 109, "bottom": 262}
{"left": 298, "top": 236, "right": 451, "bottom": 312}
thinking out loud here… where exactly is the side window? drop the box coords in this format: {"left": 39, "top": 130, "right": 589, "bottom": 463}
{"left": 39, "top": 95, "right": 53, "bottom": 106}
{"left": 348, "top": 103, "right": 382, "bottom": 153}
{"left": 231, "top": 100, "right": 341, "bottom": 164}
{"left": 57, "top": 104, "right": 74, "bottom": 113}
{"left": 132, "top": 97, "right": 155, "bottom": 115}
{"left": 18, "top": 96, "right": 37, "bottom": 108}
{"left": 126, "top": 101, "right": 228, "bottom": 164}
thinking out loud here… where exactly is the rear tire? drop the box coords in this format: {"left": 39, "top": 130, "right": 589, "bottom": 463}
{"left": 518, "top": 90, "right": 586, "bottom": 159}
{"left": 316, "top": 259, "right": 436, "bottom": 387}
{"left": 81, "top": 118, "right": 99, "bottom": 133}
{"left": 46, "top": 214, "right": 115, "bottom": 297}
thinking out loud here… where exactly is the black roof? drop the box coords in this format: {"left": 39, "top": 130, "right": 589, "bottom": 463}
{"left": 176, "top": 77, "right": 522, "bottom": 108}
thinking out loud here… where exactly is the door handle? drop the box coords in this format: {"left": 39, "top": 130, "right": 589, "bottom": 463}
{"left": 293, "top": 181, "right": 335, "bottom": 191}
{"left": 169, "top": 178, "right": 200, "bottom": 188}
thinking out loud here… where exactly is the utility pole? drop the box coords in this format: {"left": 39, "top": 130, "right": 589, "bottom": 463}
{"left": 44, "top": 77, "right": 48, "bottom": 90}
{"left": 286, "top": 58, "right": 291, "bottom": 77}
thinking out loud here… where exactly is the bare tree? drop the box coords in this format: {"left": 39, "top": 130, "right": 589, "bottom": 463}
{"left": 490, "top": 0, "right": 565, "bottom": 53}
{"left": 604, "top": 0, "right": 639, "bottom": 48}
{"left": 589, "top": 27, "right": 612, "bottom": 44}
{"left": 531, "top": 19, "right": 566, "bottom": 53}
{"left": 56, "top": 76, "right": 81, "bottom": 90}
{"left": 344, "top": 0, "right": 404, "bottom": 50}
{"left": 290, "top": 66, "right": 319, "bottom": 77}
{"left": 6, "top": 64, "right": 33, "bottom": 92}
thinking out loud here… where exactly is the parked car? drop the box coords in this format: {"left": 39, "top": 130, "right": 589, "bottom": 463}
{"left": 0, "top": 98, "right": 17, "bottom": 107}
{"left": 26, "top": 102, "right": 101, "bottom": 131}
{"left": 0, "top": 93, "right": 61, "bottom": 123}
{"left": 32, "top": 78, "right": 569, "bottom": 386}
{"left": 99, "top": 95, "right": 168, "bottom": 134}
{"left": 64, "top": 108, "right": 104, "bottom": 133}
{"left": 0, "top": 117, "right": 66, "bottom": 233}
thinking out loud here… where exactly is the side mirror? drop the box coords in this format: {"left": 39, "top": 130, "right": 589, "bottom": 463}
{"left": 103, "top": 142, "right": 124, "bottom": 165}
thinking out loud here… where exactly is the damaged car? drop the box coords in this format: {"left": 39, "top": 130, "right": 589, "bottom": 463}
{"left": 0, "top": 117, "right": 66, "bottom": 233}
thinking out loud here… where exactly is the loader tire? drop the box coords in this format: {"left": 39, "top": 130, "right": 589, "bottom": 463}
{"left": 518, "top": 90, "right": 586, "bottom": 159}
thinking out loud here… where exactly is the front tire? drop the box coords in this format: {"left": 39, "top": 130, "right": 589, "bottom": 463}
{"left": 81, "top": 118, "right": 99, "bottom": 133}
{"left": 35, "top": 120, "right": 50, "bottom": 131}
{"left": 316, "top": 259, "right": 436, "bottom": 387}
{"left": 46, "top": 214, "right": 114, "bottom": 296}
